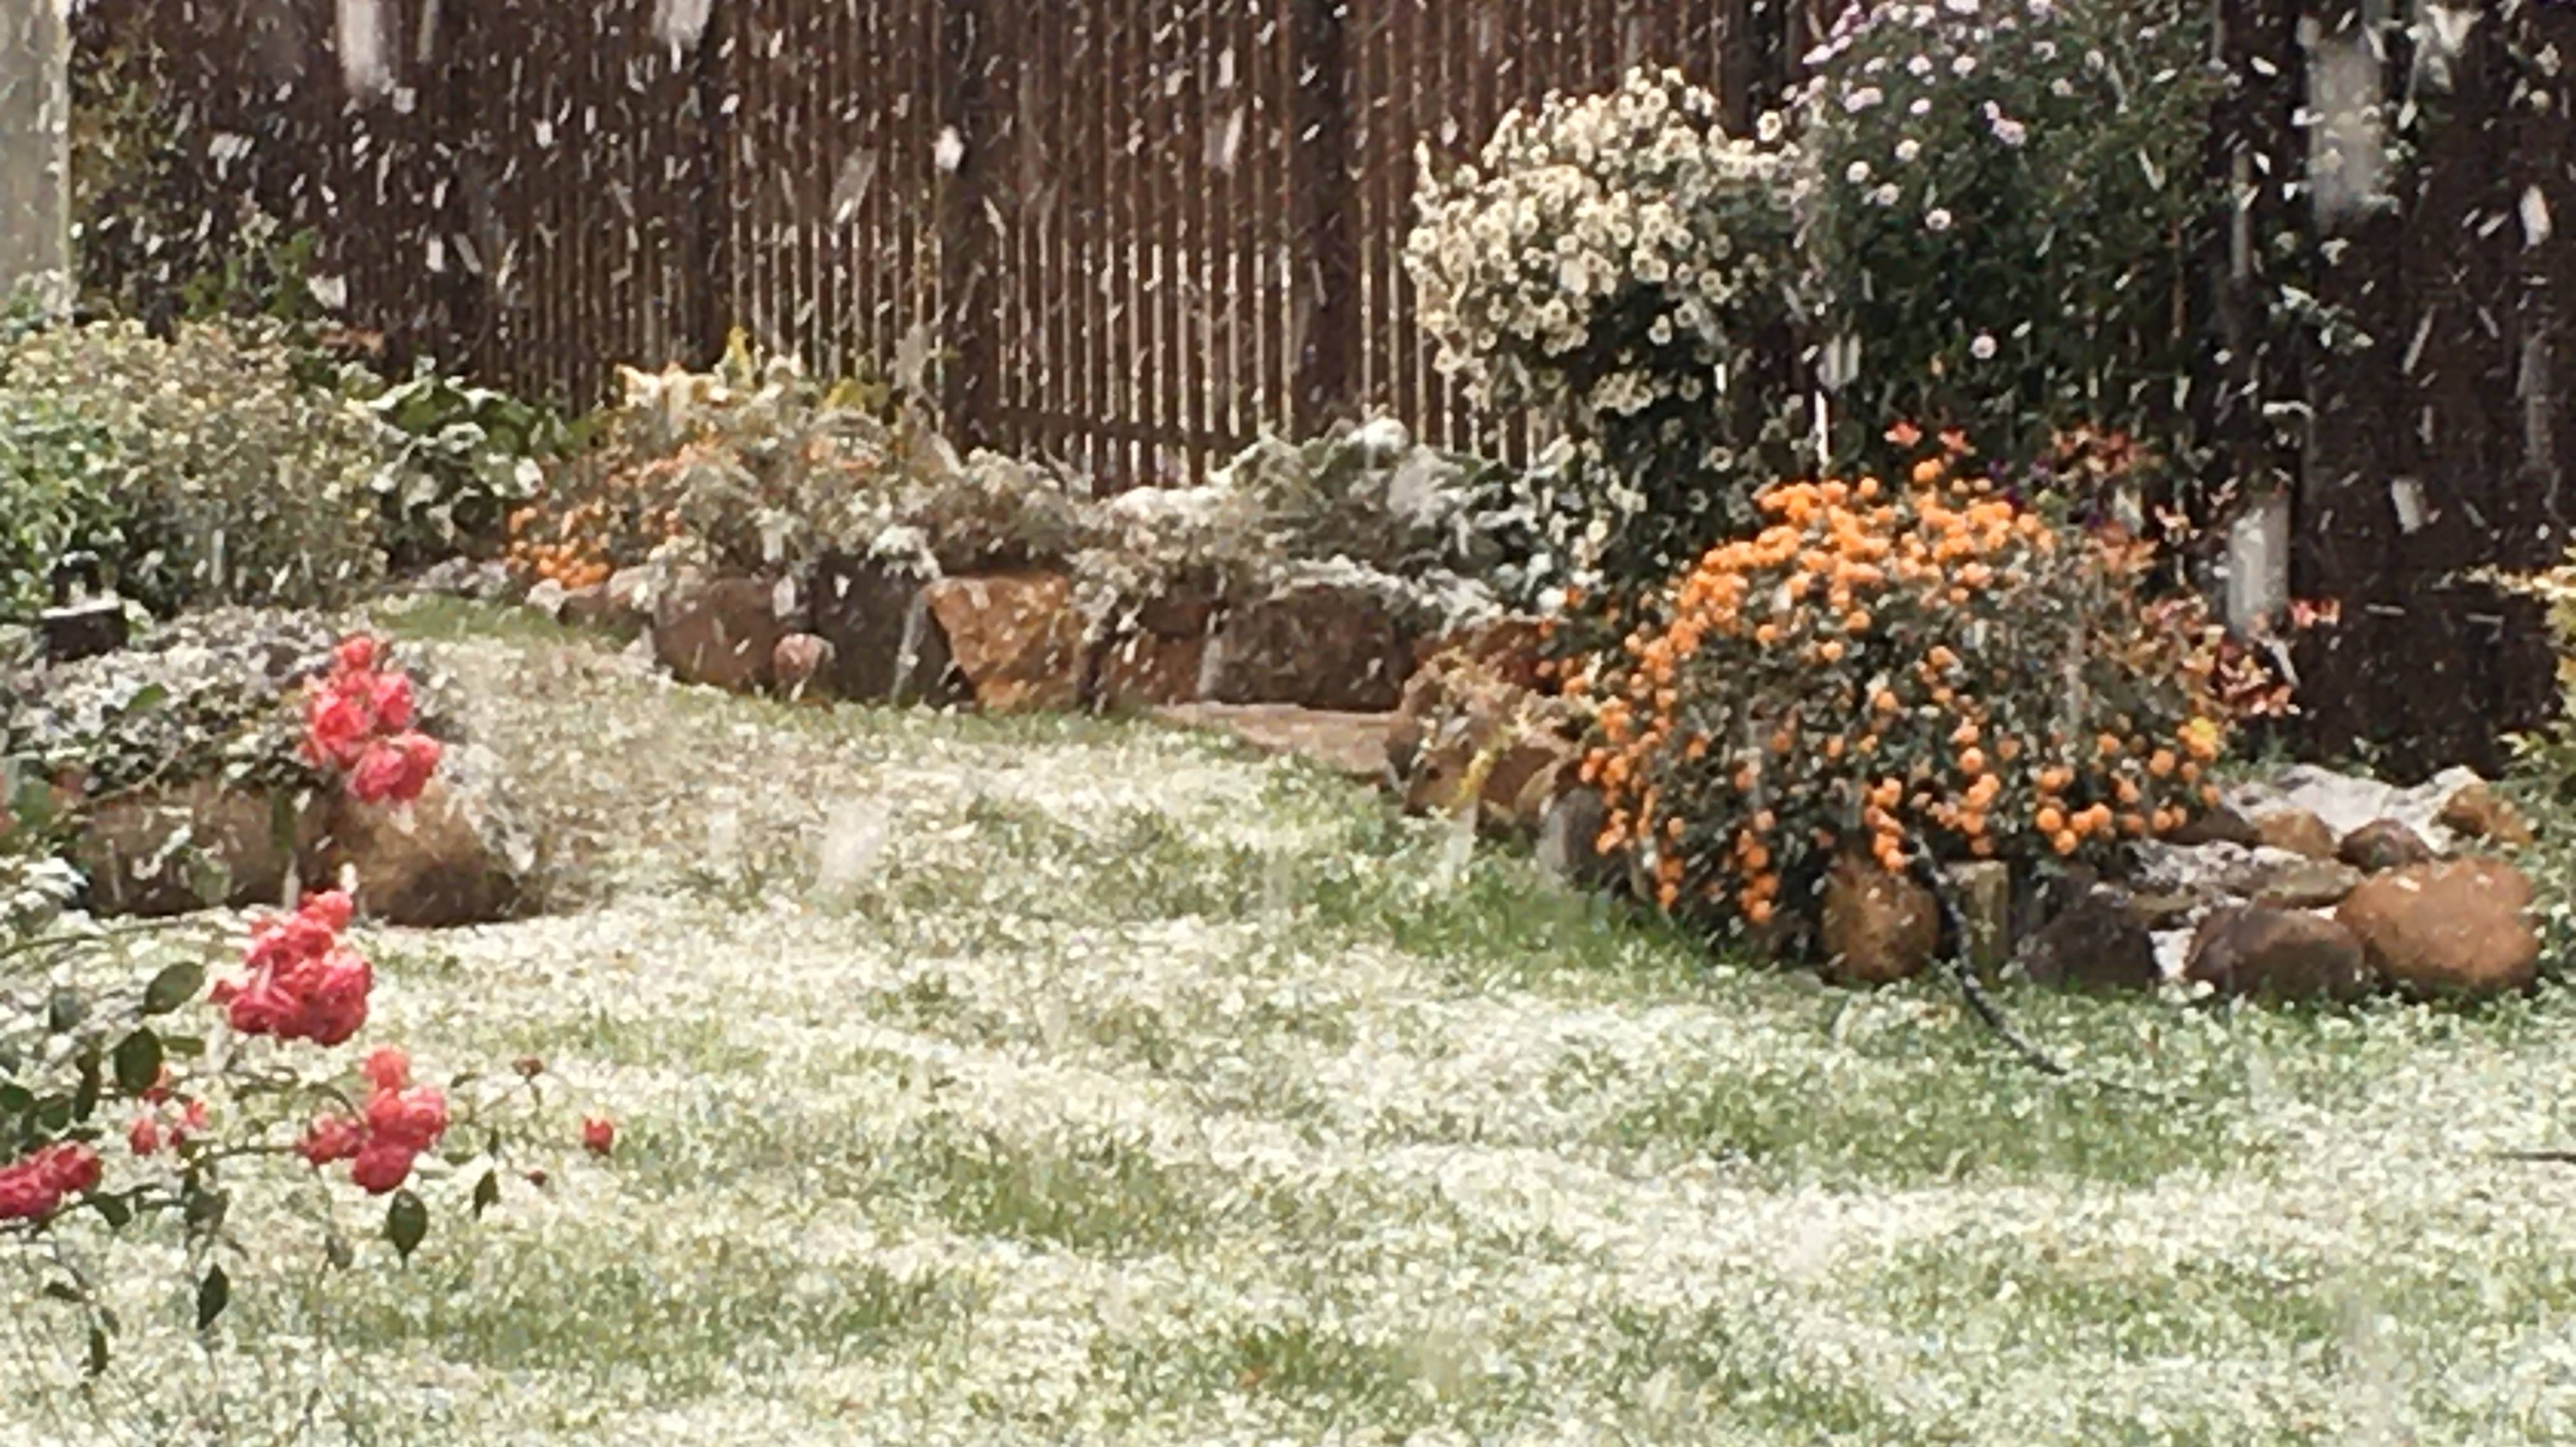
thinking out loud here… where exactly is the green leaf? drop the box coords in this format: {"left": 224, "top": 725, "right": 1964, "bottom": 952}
{"left": 0, "top": 1083, "right": 31, "bottom": 1117}
{"left": 93, "top": 1193, "right": 132, "bottom": 1230}
{"left": 85, "top": 1326, "right": 108, "bottom": 1379}
{"left": 194, "top": 1266, "right": 229, "bottom": 1331}
{"left": 470, "top": 1168, "right": 500, "bottom": 1220}
{"left": 46, "top": 988, "right": 85, "bottom": 1034}
{"left": 385, "top": 1190, "right": 428, "bottom": 1262}
{"left": 323, "top": 1231, "right": 353, "bottom": 1271}
{"left": 71, "top": 1051, "right": 100, "bottom": 1123}
{"left": 141, "top": 961, "right": 204, "bottom": 1016}
{"left": 41, "top": 1280, "right": 80, "bottom": 1304}
{"left": 112, "top": 1030, "right": 162, "bottom": 1098}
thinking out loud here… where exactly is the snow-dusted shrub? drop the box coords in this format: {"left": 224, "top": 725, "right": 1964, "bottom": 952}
{"left": 1406, "top": 68, "right": 1809, "bottom": 594}
{"left": 1793, "top": 0, "right": 2218, "bottom": 463}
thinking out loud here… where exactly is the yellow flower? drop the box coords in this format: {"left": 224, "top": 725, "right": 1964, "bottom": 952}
{"left": 2179, "top": 716, "right": 2223, "bottom": 761}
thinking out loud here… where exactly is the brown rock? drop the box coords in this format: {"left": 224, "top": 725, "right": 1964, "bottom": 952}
{"left": 1479, "top": 733, "right": 1581, "bottom": 834}
{"left": 1153, "top": 703, "right": 1392, "bottom": 784}
{"left": 2018, "top": 888, "right": 2161, "bottom": 992}
{"left": 2338, "top": 818, "right": 2437, "bottom": 873}
{"left": 1202, "top": 579, "right": 1412, "bottom": 712}
{"left": 2124, "top": 889, "right": 2202, "bottom": 930}
{"left": 653, "top": 576, "right": 790, "bottom": 693}
{"left": 314, "top": 777, "right": 519, "bottom": 928}
{"left": 1819, "top": 852, "right": 1940, "bottom": 987}
{"left": 773, "top": 632, "right": 837, "bottom": 700}
{"left": 2251, "top": 808, "right": 2340, "bottom": 861}
{"left": 2336, "top": 859, "right": 2540, "bottom": 997}
{"left": 808, "top": 551, "right": 964, "bottom": 705}
{"left": 2164, "top": 802, "right": 2262, "bottom": 848}
{"left": 2247, "top": 857, "right": 2366, "bottom": 910}
{"left": 76, "top": 781, "right": 328, "bottom": 917}
{"left": 2186, "top": 905, "right": 2374, "bottom": 1001}
{"left": 923, "top": 572, "right": 1089, "bottom": 713}
{"left": 1089, "top": 625, "right": 1209, "bottom": 712}
{"left": 2437, "top": 780, "right": 2535, "bottom": 848}
{"left": 1411, "top": 616, "right": 1549, "bottom": 693}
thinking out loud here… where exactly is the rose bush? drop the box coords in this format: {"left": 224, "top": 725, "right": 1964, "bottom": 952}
{"left": 1, "top": 635, "right": 600, "bottom": 1389}
{"left": 1577, "top": 428, "right": 2248, "bottom": 928}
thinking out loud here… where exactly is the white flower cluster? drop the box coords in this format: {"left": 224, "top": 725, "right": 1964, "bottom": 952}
{"left": 1404, "top": 68, "right": 1798, "bottom": 420}
{"left": 1791, "top": 0, "right": 2067, "bottom": 247}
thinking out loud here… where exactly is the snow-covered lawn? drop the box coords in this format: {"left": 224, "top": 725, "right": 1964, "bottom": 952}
{"left": 14, "top": 599, "right": 2576, "bottom": 1445}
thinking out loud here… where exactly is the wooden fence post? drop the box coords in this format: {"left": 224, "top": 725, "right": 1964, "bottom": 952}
{"left": 1291, "top": 0, "right": 1360, "bottom": 433}
{"left": 0, "top": 0, "right": 73, "bottom": 311}
{"left": 687, "top": 0, "right": 733, "bottom": 369}
{"left": 940, "top": 0, "right": 1011, "bottom": 447}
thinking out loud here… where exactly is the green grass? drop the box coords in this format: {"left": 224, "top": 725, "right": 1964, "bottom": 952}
{"left": 23, "top": 601, "right": 2576, "bottom": 1445}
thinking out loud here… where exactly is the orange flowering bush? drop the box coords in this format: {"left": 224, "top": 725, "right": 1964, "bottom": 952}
{"left": 1577, "top": 433, "right": 2240, "bottom": 926}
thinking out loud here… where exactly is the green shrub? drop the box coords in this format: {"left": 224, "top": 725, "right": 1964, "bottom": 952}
{"left": 355, "top": 367, "right": 569, "bottom": 569}
{"left": 0, "top": 320, "right": 387, "bottom": 618}
{"left": 1790, "top": 0, "right": 2218, "bottom": 463}
{"left": 1405, "top": 68, "right": 1809, "bottom": 595}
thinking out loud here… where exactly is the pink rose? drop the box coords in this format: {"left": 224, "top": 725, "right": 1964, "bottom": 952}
{"left": 302, "top": 691, "right": 374, "bottom": 770}
{"left": 245, "top": 912, "right": 337, "bottom": 972}
{"left": 346, "top": 741, "right": 412, "bottom": 804}
{"left": 366, "top": 1086, "right": 450, "bottom": 1152}
{"left": 581, "top": 1115, "right": 617, "bottom": 1157}
{"left": 368, "top": 672, "right": 417, "bottom": 731}
{"left": 127, "top": 1115, "right": 160, "bottom": 1157}
{"left": 36, "top": 1144, "right": 100, "bottom": 1197}
{"left": 348, "top": 1141, "right": 418, "bottom": 1196}
{"left": 0, "top": 1167, "right": 55, "bottom": 1221}
{"left": 362, "top": 1047, "right": 410, "bottom": 1093}
{"left": 300, "top": 891, "right": 355, "bottom": 933}
{"left": 334, "top": 635, "right": 380, "bottom": 675}
{"left": 296, "top": 1114, "right": 367, "bottom": 1167}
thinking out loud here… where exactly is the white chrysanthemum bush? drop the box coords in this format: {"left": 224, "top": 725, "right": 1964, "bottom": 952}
{"left": 1791, "top": 0, "right": 2218, "bottom": 464}
{"left": 1405, "top": 68, "right": 1810, "bottom": 595}
{"left": 1408, "top": 2, "right": 2223, "bottom": 598}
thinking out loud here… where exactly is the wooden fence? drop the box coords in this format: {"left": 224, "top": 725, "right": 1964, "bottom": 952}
{"left": 68, "top": 0, "right": 2576, "bottom": 774}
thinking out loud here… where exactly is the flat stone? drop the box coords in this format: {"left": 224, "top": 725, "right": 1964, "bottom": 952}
{"left": 1154, "top": 703, "right": 1392, "bottom": 784}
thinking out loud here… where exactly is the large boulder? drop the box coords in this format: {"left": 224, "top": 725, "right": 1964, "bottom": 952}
{"left": 807, "top": 550, "right": 963, "bottom": 706}
{"left": 1089, "top": 593, "right": 1216, "bottom": 713}
{"left": 313, "top": 774, "right": 523, "bottom": 928}
{"left": 2186, "top": 905, "right": 2374, "bottom": 1001}
{"left": 1387, "top": 617, "right": 1578, "bottom": 835}
{"left": 2335, "top": 858, "right": 2540, "bottom": 997}
{"left": 923, "top": 572, "right": 1089, "bottom": 713}
{"left": 1818, "top": 852, "right": 1940, "bottom": 987}
{"left": 75, "top": 780, "right": 329, "bottom": 917}
{"left": 2017, "top": 887, "right": 2161, "bottom": 992}
{"left": 652, "top": 576, "right": 790, "bottom": 693}
{"left": 1202, "top": 577, "right": 1413, "bottom": 712}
